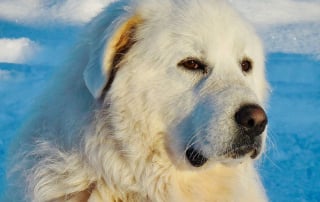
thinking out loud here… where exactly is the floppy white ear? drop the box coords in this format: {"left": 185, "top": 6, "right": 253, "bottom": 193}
{"left": 84, "top": 15, "right": 142, "bottom": 99}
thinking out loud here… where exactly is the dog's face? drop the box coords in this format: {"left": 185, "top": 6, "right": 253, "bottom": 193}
{"left": 85, "top": 0, "right": 268, "bottom": 169}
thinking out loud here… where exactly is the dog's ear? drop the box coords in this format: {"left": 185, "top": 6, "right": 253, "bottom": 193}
{"left": 84, "top": 15, "right": 142, "bottom": 99}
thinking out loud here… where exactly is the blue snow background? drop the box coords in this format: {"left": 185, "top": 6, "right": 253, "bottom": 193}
{"left": 0, "top": 1, "right": 319, "bottom": 201}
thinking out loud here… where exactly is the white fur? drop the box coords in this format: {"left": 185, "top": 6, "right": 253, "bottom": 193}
{"left": 7, "top": 0, "right": 269, "bottom": 201}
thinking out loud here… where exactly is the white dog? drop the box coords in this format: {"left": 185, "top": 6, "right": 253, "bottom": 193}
{"left": 7, "top": 0, "right": 269, "bottom": 201}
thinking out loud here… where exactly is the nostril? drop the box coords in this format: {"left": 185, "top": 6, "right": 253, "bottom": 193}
{"left": 247, "top": 118, "right": 255, "bottom": 128}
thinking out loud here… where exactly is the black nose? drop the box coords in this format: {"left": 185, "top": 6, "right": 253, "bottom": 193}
{"left": 235, "top": 104, "right": 268, "bottom": 137}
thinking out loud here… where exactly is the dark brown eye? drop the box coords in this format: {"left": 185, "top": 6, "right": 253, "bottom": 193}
{"left": 178, "top": 58, "right": 207, "bottom": 73}
{"left": 240, "top": 59, "right": 252, "bottom": 73}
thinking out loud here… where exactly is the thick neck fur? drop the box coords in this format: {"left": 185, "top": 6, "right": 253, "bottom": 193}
{"left": 82, "top": 101, "right": 266, "bottom": 202}
{"left": 26, "top": 96, "right": 266, "bottom": 202}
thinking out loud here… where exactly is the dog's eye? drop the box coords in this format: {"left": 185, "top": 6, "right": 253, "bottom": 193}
{"left": 240, "top": 59, "right": 252, "bottom": 73}
{"left": 178, "top": 58, "right": 207, "bottom": 73}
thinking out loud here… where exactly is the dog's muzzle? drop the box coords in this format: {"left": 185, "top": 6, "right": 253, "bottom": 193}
{"left": 226, "top": 104, "right": 267, "bottom": 159}
{"left": 185, "top": 104, "right": 267, "bottom": 167}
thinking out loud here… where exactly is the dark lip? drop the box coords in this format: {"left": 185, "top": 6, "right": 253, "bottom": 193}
{"left": 224, "top": 143, "right": 261, "bottom": 159}
{"left": 185, "top": 147, "right": 208, "bottom": 167}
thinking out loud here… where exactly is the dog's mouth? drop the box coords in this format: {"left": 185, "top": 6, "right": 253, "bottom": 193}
{"left": 185, "top": 147, "right": 208, "bottom": 167}
{"left": 184, "top": 136, "right": 262, "bottom": 167}
{"left": 224, "top": 143, "right": 261, "bottom": 159}
{"left": 185, "top": 143, "right": 260, "bottom": 167}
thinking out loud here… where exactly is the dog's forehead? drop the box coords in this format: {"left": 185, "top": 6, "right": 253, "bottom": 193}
{"left": 138, "top": 0, "right": 261, "bottom": 61}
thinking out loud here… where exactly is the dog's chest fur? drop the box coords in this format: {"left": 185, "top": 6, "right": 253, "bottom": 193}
{"left": 84, "top": 163, "right": 265, "bottom": 202}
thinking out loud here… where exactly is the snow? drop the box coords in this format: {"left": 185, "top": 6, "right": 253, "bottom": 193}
{"left": 261, "top": 54, "right": 320, "bottom": 201}
{"left": 0, "top": 0, "right": 319, "bottom": 201}
{"left": 229, "top": 0, "right": 320, "bottom": 59}
{"left": 0, "top": 0, "right": 116, "bottom": 25}
{"left": 259, "top": 23, "right": 320, "bottom": 59}
{"left": 230, "top": 0, "right": 320, "bottom": 25}
{"left": 0, "top": 64, "right": 54, "bottom": 198}
{"left": 0, "top": 38, "right": 41, "bottom": 64}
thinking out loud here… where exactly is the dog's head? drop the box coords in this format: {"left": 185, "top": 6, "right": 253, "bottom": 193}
{"left": 84, "top": 0, "right": 268, "bottom": 169}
